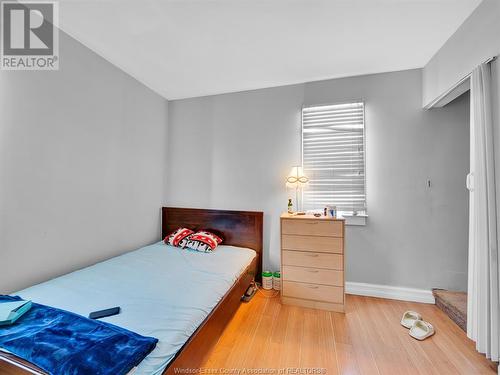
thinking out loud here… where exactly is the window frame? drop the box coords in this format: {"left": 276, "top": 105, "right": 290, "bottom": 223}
{"left": 301, "top": 100, "right": 368, "bottom": 225}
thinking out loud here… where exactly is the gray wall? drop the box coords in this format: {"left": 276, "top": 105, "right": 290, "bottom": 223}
{"left": 167, "top": 69, "right": 470, "bottom": 291}
{"left": 0, "top": 31, "right": 169, "bottom": 293}
{"left": 423, "top": 0, "right": 500, "bottom": 107}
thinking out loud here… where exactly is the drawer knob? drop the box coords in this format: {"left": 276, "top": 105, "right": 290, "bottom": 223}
{"left": 307, "top": 254, "right": 319, "bottom": 257}
{"left": 308, "top": 285, "right": 319, "bottom": 289}
{"left": 307, "top": 269, "right": 319, "bottom": 273}
{"left": 305, "top": 222, "right": 319, "bottom": 225}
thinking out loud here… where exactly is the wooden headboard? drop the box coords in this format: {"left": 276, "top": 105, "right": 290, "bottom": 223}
{"left": 161, "top": 207, "right": 263, "bottom": 280}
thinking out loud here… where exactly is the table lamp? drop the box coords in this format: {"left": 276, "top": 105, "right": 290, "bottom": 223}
{"left": 286, "top": 166, "right": 309, "bottom": 214}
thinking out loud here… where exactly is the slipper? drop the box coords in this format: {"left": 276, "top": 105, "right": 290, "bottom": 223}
{"left": 409, "top": 320, "right": 435, "bottom": 341}
{"left": 401, "top": 311, "right": 422, "bottom": 329}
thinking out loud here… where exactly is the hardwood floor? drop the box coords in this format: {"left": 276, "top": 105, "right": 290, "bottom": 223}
{"left": 201, "top": 292, "right": 498, "bottom": 375}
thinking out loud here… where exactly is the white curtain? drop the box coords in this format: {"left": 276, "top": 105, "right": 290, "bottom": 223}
{"left": 467, "top": 62, "right": 500, "bottom": 365}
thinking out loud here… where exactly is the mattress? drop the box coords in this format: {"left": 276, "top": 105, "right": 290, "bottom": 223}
{"left": 15, "top": 242, "right": 257, "bottom": 375}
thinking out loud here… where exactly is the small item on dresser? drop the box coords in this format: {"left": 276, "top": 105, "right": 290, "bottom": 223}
{"left": 272, "top": 271, "right": 281, "bottom": 291}
{"left": 287, "top": 198, "right": 293, "bottom": 214}
{"left": 313, "top": 213, "right": 321, "bottom": 217}
{"left": 327, "top": 205, "right": 337, "bottom": 218}
{"left": 324, "top": 207, "right": 327, "bottom": 216}
{"left": 262, "top": 271, "right": 273, "bottom": 290}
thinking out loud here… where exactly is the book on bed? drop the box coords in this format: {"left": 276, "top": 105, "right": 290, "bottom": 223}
{"left": 0, "top": 300, "right": 32, "bottom": 326}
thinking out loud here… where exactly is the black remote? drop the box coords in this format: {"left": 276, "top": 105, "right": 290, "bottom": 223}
{"left": 88, "top": 307, "right": 120, "bottom": 319}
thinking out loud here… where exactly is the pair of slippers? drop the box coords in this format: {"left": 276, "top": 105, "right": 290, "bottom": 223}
{"left": 401, "top": 311, "right": 435, "bottom": 340}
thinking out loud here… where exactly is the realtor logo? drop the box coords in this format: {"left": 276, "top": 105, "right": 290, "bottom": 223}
{"left": 1, "top": 1, "right": 59, "bottom": 70}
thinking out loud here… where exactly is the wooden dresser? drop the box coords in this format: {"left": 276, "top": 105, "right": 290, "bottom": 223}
{"left": 280, "top": 213, "right": 345, "bottom": 312}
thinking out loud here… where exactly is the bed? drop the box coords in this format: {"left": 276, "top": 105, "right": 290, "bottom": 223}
{"left": 0, "top": 207, "right": 263, "bottom": 375}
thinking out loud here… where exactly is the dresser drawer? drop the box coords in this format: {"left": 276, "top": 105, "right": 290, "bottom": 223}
{"left": 282, "top": 281, "right": 344, "bottom": 304}
{"left": 282, "top": 250, "right": 343, "bottom": 270}
{"left": 282, "top": 219, "right": 343, "bottom": 237}
{"left": 282, "top": 235, "right": 343, "bottom": 254}
{"left": 283, "top": 265, "right": 343, "bottom": 286}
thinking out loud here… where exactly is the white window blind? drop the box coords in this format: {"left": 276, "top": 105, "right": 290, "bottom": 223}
{"left": 302, "top": 102, "right": 366, "bottom": 214}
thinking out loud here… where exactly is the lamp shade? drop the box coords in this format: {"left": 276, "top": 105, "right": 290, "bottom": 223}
{"left": 286, "top": 166, "right": 309, "bottom": 188}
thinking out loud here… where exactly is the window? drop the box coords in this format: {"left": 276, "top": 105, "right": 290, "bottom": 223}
{"left": 302, "top": 102, "right": 366, "bottom": 216}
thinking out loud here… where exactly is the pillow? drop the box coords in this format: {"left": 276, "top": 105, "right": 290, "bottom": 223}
{"left": 164, "top": 227, "right": 194, "bottom": 248}
{"left": 184, "top": 231, "right": 223, "bottom": 252}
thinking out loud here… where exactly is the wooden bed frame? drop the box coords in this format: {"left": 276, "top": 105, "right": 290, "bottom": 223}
{"left": 0, "top": 207, "right": 263, "bottom": 375}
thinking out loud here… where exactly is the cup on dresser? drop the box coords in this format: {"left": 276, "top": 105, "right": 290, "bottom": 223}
{"left": 327, "top": 205, "right": 337, "bottom": 218}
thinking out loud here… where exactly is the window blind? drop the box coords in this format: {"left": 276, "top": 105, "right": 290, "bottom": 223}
{"left": 302, "top": 102, "right": 366, "bottom": 214}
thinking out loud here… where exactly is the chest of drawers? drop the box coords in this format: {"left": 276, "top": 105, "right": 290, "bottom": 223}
{"left": 280, "top": 213, "right": 345, "bottom": 312}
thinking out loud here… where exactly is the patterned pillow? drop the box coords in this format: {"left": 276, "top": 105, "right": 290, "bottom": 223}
{"left": 184, "top": 231, "right": 223, "bottom": 252}
{"left": 164, "top": 227, "right": 194, "bottom": 248}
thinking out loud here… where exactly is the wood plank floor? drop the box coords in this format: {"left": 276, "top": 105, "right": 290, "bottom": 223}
{"left": 202, "top": 292, "right": 498, "bottom": 375}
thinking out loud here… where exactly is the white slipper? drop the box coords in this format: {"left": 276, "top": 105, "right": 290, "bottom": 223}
{"left": 409, "top": 320, "right": 435, "bottom": 341}
{"left": 401, "top": 311, "right": 422, "bottom": 329}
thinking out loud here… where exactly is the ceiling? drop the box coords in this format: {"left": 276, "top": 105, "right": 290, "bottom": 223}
{"left": 58, "top": 0, "right": 482, "bottom": 100}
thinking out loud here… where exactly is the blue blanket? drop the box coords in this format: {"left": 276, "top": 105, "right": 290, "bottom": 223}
{"left": 0, "top": 295, "right": 158, "bottom": 375}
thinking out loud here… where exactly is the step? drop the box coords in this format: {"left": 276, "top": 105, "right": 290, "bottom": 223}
{"left": 432, "top": 289, "right": 467, "bottom": 332}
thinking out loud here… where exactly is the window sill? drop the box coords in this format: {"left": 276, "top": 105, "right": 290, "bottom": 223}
{"left": 339, "top": 213, "right": 367, "bottom": 226}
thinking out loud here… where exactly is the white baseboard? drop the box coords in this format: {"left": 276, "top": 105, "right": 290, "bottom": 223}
{"left": 345, "top": 282, "right": 435, "bottom": 304}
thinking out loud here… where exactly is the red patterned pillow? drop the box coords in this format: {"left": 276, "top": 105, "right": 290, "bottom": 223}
{"left": 184, "top": 231, "right": 223, "bottom": 252}
{"left": 164, "top": 227, "right": 194, "bottom": 248}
